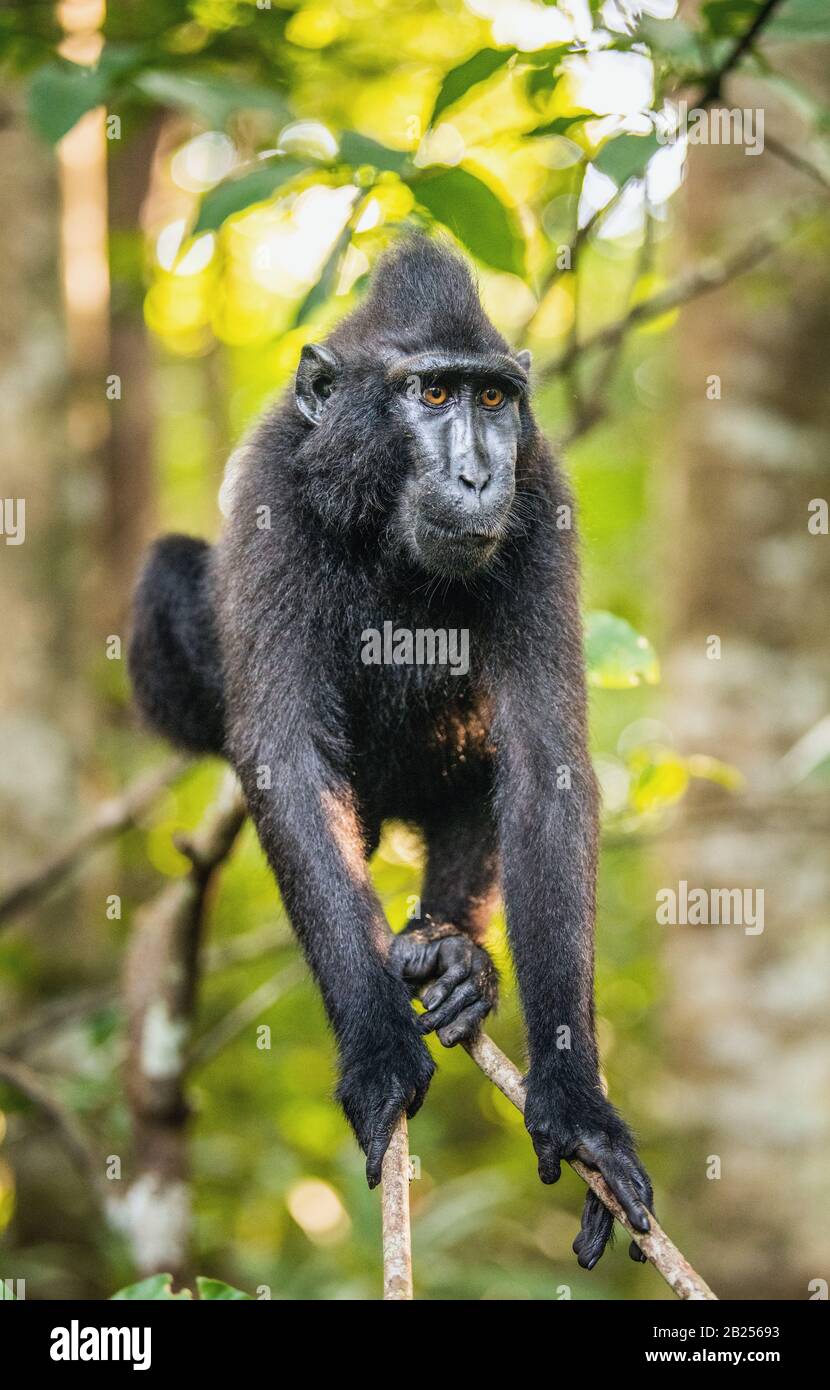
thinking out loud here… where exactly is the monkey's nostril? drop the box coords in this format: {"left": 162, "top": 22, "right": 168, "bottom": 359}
{"left": 457, "top": 468, "right": 491, "bottom": 498}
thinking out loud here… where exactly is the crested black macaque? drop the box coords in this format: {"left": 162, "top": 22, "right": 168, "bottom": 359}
{"left": 129, "top": 235, "right": 653, "bottom": 1268}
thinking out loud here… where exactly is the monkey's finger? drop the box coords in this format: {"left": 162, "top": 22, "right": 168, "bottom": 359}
{"left": 531, "top": 1136, "right": 562, "bottom": 1185}
{"left": 436, "top": 998, "right": 491, "bottom": 1048}
{"left": 398, "top": 939, "right": 443, "bottom": 983}
{"left": 572, "top": 1190, "right": 614, "bottom": 1270}
{"left": 627, "top": 1168, "right": 653, "bottom": 1261}
{"left": 576, "top": 1142, "right": 650, "bottom": 1233}
{"left": 418, "top": 978, "right": 480, "bottom": 1033}
{"left": 629, "top": 1165, "right": 654, "bottom": 1210}
{"left": 420, "top": 961, "right": 470, "bottom": 1012}
{"left": 364, "top": 1097, "right": 405, "bottom": 1189}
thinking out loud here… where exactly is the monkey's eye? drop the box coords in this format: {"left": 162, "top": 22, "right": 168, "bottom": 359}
{"left": 421, "top": 383, "right": 449, "bottom": 408}
{"left": 480, "top": 385, "right": 505, "bottom": 409}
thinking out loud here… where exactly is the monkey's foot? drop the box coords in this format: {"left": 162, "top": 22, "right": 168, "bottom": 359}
{"left": 389, "top": 923, "right": 498, "bottom": 1047}
{"left": 524, "top": 1077, "right": 654, "bottom": 1268}
{"left": 337, "top": 1017, "right": 434, "bottom": 1188}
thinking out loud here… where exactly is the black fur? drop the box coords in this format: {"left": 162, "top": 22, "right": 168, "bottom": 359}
{"left": 129, "top": 235, "right": 652, "bottom": 1260}
{"left": 128, "top": 535, "right": 224, "bottom": 755}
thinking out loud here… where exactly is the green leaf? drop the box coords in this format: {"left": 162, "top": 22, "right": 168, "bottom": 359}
{"left": 111, "top": 1274, "right": 192, "bottom": 1301}
{"left": 768, "top": 0, "right": 830, "bottom": 39}
{"left": 133, "top": 70, "right": 288, "bottom": 126}
{"left": 193, "top": 159, "right": 306, "bottom": 234}
{"left": 410, "top": 166, "right": 525, "bottom": 275}
{"left": 630, "top": 751, "right": 689, "bottom": 811}
{"left": 196, "top": 1277, "right": 252, "bottom": 1301}
{"left": 585, "top": 611, "right": 660, "bottom": 689}
{"left": 593, "top": 130, "right": 662, "bottom": 185}
{"left": 28, "top": 59, "right": 109, "bottom": 143}
{"left": 636, "top": 16, "right": 706, "bottom": 61}
{"left": 431, "top": 48, "right": 514, "bottom": 124}
{"left": 702, "top": 0, "right": 762, "bottom": 39}
{"left": 527, "top": 113, "right": 591, "bottom": 138}
{"left": 338, "top": 131, "right": 410, "bottom": 174}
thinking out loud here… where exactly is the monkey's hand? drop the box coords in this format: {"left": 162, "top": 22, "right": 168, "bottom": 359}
{"left": 388, "top": 921, "right": 498, "bottom": 1047}
{"left": 524, "top": 1072, "right": 653, "bottom": 1269}
{"left": 336, "top": 993, "right": 434, "bottom": 1189}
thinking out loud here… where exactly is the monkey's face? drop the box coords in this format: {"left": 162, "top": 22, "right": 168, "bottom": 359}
{"left": 391, "top": 367, "right": 523, "bottom": 575}
{"left": 294, "top": 341, "right": 530, "bottom": 576}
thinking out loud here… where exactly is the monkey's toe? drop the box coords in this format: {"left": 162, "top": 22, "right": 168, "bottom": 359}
{"left": 573, "top": 1189, "right": 614, "bottom": 1269}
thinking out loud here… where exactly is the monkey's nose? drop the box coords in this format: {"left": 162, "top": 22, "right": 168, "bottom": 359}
{"left": 455, "top": 458, "right": 492, "bottom": 503}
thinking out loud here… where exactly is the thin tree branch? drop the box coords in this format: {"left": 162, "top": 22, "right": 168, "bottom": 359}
{"left": 464, "top": 1033, "right": 717, "bottom": 1301}
{"left": 0, "top": 757, "right": 188, "bottom": 927}
{"left": 0, "top": 1053, "right": 106, "bottom": 1205}
{"left": 381, "top": 1116, "right": 413, "bottom": 1301}
{"left": 695, "top": 0, "right": 785, "bottom": 108}
{"left": 0, "top": 923, "right": 291, "bottom": 1058}
{"left": 563, "top": 195, "right": 658, "bottom": 444}
{"left": 764, "top": 132, "right": 830, "bottom": 194}
{"left": 190, "top": 962, "right": 304, "bottom": 1070}
{"left": 116, "top": 770, "right": 246, "bottom": 1283}
{"left": 541, "top": 201, "right": 815, "bottom": 381}
{"left": 524, "top": 0, "right": 800, "bottom": 349}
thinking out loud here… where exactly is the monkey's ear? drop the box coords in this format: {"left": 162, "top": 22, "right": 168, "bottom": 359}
{"left": 295, "top": 343, "right": 341, "bottom": 425}
{"left": 516, "top": 349, "right": 532, "bottom": 374}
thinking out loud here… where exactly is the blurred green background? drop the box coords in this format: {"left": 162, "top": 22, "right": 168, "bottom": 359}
{"left": 0, "top": 0, "right": 828, "bottom": 1300}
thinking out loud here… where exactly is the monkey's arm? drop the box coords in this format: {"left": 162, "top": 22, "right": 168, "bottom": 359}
{"left": 388, "top": 805, "right": 499, "bottom": 1046}
{"left": 493, "top": 670, "right": 653, "bottom": 1268}
{"left": 237, "top": 737, "right": 434, "bottom": 1187}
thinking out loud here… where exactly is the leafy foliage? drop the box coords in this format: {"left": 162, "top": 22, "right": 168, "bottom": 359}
{"left": 112, "top": 1275, "right": 251, "bottom": 1300}
{"left": 586, "top": 612, "right": 660, "bottom": 690}
{"left": 0, "top": 0, "right": 823, "bottom": 1305}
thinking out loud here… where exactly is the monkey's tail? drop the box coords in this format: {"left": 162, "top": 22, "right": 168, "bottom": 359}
{"left": 128, "top": 534, "right": 226, "bottom": 757}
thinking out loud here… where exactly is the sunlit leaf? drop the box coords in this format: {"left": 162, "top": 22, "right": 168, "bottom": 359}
{"left": 196, "top": 1277, "right": 252, "bottom": 1300}
{"left": 410, "top": 166, "right": 524, "bottom": 274}
{"left": 111, "top": 1274, "right": 192, "bottom": 1300}
{"left": 527, "top": 113, "right": 591, "bottom": 138}
{"left": 338, "top": 131, "right": 410, "bottom": 174}
{"left": 593, "top": 131, "right": 662, "bottom": 185}
{"left": 193, "top": 159, "right": 306, "bottom": 234}
{"left": 630, "top": 754, "right": 689, "bottom": 811}
{"left": 430, "top": 48, "right": 514, "bottom": 124}
{"left": 586, "top": 611, "right": 660, "bottom": 689}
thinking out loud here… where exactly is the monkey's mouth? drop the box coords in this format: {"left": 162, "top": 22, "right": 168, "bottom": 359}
{"left": 411, "top": 516, "right": 504, "bottom": 575}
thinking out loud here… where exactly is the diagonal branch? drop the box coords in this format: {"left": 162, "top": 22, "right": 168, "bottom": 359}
{"left": 189, "top": 962, "right": 304, "bottom": 1070}
{"left": 540, "top": 201, "right": 816, "bottom": 382}
{"left": 695, "top": 0, "right": 786, "bottom": 109}
{"left": 0, "top": 757, "right": 188, "bottom": 927}
{"left": 0, "top": 1053, "right": 106, "bottom": 1206}
{"left": 464, "top": 1033, "right": 717, "bottom": 1300}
